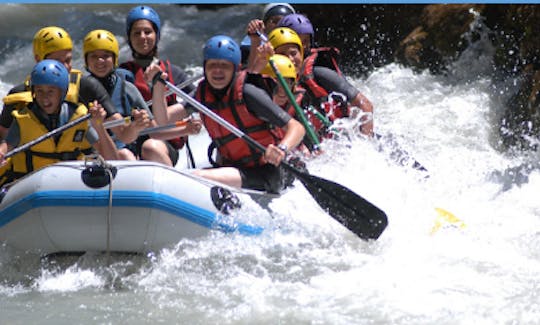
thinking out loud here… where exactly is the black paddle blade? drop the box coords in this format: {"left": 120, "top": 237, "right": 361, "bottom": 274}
{"left": 283, "top": 163, "right": 388, "bottom": 240}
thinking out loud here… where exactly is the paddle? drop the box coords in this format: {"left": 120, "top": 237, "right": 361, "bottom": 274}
{"left": 4, "top": 113, "right": 91, "bottom": 159}
{"left": 374, "top": 133, "right": 428, "bottom": 174}
{"left": 158, "top": 78, "right": 388, "bottom": 240}
{"left": 102, "top": 117, "right": 189, "bottom": 136}
{"left": 138, "top": 120, "right": 189, "bottom": 136}
{"left": 268, "top": 57, "right": 321, "bottom": 152}
{"left": 430, "top": 207, "right": 466, "bottom": 235}
{"left": 145, "top": 73, "right": 203, "bottom": 107}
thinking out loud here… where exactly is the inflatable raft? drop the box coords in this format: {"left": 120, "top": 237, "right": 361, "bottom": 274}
{"left": 0, "top": 158, "right": 264, "bottom": 255}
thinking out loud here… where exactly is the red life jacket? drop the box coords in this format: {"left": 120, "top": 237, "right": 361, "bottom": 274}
{"left": 120, "top": 59, "right": 185, "bottom": 149}
{"left": 288, "top": 85, "right": 325, "bottom": 136}
{"left": 196, "top": 71, "right": 281, "bottom": 168}
{"left": 299, "top": 47, "right": 350, "bottom": 124}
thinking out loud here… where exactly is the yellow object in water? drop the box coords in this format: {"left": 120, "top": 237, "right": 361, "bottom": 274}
{"left": 430, "top": 207, "right": 466, "bottom": 235}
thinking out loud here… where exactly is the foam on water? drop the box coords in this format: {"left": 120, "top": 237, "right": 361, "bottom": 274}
{"left": 0, "top": 4, "right": 539, "bottom": 324}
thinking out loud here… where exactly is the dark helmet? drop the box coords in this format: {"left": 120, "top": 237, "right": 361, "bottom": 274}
{"left": 30, "top": 59, "right": 70, "bottom": 99}
{"left": 126, "top": 5, "right": 161, "bottom": 41}
{"left": 262, "top": 3, "right": 295, "bottom": 23}
{"left": 203, "top": 35, "right": 241, "bottom": 70}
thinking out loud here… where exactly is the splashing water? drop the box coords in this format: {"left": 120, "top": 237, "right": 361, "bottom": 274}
{"left": 1, "top": 4, "right": 540, "bottom": 324}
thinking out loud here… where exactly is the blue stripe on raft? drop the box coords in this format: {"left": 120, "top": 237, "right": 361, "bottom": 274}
{"left": 0, "top": 190, "right": 263, "bottom": 235}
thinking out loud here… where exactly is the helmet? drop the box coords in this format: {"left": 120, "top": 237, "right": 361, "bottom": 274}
{"left": 83, "top": 29, "right": 120, "bottom": 67}
{"left": 240, "top": 35, "right": 251, "bottom": 50}
{"left": 126, "top": 5, "right": 161, "bottom": 40}
{"left": 30, "top": 59, "right": 69, "bottom": 99}
{"left": 277, "top": 14, "right": 314, "bottom": 39}
{"left": 262, "top": 3, "right": 295, "bottom": 22}
{"left": 268, "top": 27, "right": 303, "bottom": 59}
{"left": 33, "top": 26, "right": 73, "bottom": 61}
{"left": 261, "top": 54, "right": 297, "bottom": 80}
{"left": 203, "top": 35, "right": 241, "bottom": 69}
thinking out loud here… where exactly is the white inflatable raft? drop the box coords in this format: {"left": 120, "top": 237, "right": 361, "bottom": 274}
{"left": 0, "top": 158, "right": 264, "bottom": 255}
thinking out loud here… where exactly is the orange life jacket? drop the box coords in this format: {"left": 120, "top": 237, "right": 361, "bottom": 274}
{"left": 196, "top": 71, "right": 281, "bottom": 168}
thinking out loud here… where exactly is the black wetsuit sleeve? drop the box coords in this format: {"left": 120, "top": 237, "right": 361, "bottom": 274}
{"left": 313, "top": 66, "right": 360, "bottom": 101}
{"left": 170, "top": 64, "right": 198, "bottom": 114}
{"left": 79, "top": 75, "right": 118, "bottom": 117}
{"left": 0, "top": 83, "right": 27, "bottom": 128}
{"left": 245, "top": 73, "right": 274, "bottom": 97}
{"left": 170, "top": 64, "right": 196, "bottom": 94}
{"left": 243, "top": 83, "right": 291, "bottom": 128}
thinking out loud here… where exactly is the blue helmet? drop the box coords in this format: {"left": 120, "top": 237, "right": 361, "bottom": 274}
{"left": 30, "top": 59, "right": 69, "bottom": 99}
{"left": 203, "top": 35, "right": 241, "bottom": 69}
{"left": 126, "top": 5, "right": 161, "bottom": 40}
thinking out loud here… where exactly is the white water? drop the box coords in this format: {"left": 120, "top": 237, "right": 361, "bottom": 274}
{"left": 1, "top": 4, "right": 540, "bottom": 325}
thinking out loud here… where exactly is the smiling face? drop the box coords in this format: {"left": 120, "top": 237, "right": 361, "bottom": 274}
{"left": 129, "top": 19, "right": 157, "bottom": 56}
{"left": 204, "top": 59, "right": 235, "bottom": 90}
{"left": 274, "top": 44, "right": 303, "bottom": 74}
{"left": 86, "top": 50, "right": 115, "bottom": 78}
{"left": 33, "top": 85, "right": 63, "bottom": 114}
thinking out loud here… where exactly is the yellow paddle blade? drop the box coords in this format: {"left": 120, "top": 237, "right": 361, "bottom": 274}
{"left": 430, "top": 207, "right": 466, "bottom": 235}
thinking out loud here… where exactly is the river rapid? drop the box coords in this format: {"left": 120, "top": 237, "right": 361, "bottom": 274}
{"left": 0, "top": 4, "right": 539, "bottom": 325}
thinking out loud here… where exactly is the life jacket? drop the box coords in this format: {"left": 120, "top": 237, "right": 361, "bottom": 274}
{"left": 107, "top": 69, "right": 136, "bottom": 149}
{"left": 10, "top": 102, "right": 93, "bottom": 178}
{"left": 2, "top": 69, "right": 82, "bottom": 110}
{"left": 196, "top": 71, "right": 281, "bottom": 168}
{"left": 0, "top": 158, "right": 13, "bottom": 187}
{"left": 120, "top": 59, "right": 185, "bottom": 149}
{"left": 299, "top": 47, "right": 350, "bottom": 132}
{"left": 109, "top": 68, "right": 136, "bottom": 117}
{"left": 279, "top": 85, "right": 332, "bottom": 150}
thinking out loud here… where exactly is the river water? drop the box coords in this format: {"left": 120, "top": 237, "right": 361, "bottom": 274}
{"left": 1, "top": 4, "right": 539, "bottom": 325}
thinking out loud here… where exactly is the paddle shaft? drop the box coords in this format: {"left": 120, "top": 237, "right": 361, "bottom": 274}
{"left": 159, "top": 78, "right": 388, "bottom": 240}
{"left": 138, "top": 120, "right": 189, "bottom": 136}
{"left": 268, "top": 58, "right": 321, "bottom": 152}
{"left": 5, "top": 113, "right": 91, "bottom": 159}
{"left": 145, "top": 74, "right": 203, "bottom": 106}
{"left": 158, "top": 79, "right": 265, "bottom": 149}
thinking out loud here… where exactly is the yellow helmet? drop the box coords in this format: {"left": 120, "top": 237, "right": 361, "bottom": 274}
{"left": 83, "top": 29, "right": 120, "bottom": 67}
{"left": 261, "top": 54, "right": 297, "bottom": 80}
{"left": 268, "top": 27, "right": 303, "bottom": 59}
{"left": 33, "top": 26, "right": 73, "bottom": 61}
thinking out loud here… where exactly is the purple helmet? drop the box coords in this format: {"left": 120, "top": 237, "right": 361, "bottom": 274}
{"left": 277, "top": 14, "right": 314, "bottom": 38}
